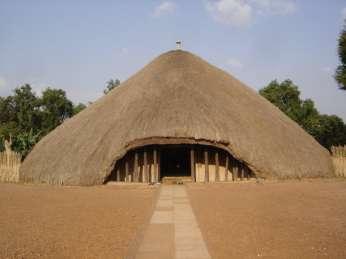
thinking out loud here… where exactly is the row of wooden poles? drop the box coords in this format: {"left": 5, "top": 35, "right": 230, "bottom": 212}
{"left": 114, "top": 149, "right": 159, "bottom": 182}
{"left": 191, "top": 149, "right": 253, "bottom": 182}
{"left": 113, "top": 147, "right": 253, "bottom": 183}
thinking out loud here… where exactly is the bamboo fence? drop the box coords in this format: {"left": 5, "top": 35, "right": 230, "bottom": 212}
{"left": 331, "top": 145, "right": 346, "bottom": 177}
{"left": 0, "top": 140, "right": 21, "bottom": 183}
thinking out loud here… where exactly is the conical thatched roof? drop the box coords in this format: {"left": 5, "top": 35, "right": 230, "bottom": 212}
{"left": 20, "top": 50, "right": 333, "bottom": 185}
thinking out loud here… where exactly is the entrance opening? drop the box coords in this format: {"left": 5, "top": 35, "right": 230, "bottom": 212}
{"left": 160, "top": 145, "right": 190, "bottom": 178}
{"left": 104, "top": 142, "right": 256, "bottom": 184}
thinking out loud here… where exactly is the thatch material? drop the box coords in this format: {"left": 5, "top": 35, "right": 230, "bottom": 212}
{"left": 20, "top": 50, "right": 333, "bottom": 185}
{"left": 0, "top": 140, "right": 21, "bottom": 183}
{"left": 331, "top": 146, "right": 346, "bottom": 177}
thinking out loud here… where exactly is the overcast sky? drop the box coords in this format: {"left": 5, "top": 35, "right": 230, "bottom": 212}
{"left": 0, "top": 0, "right": 345, "bottom": 120}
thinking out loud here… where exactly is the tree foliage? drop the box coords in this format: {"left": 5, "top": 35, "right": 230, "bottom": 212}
{"left": 73, "top": 103, "right": 87, "bottom": 115}
{"left": 335, "top": 23, "right": 346, "bottom": 90}
{"left": 0, "top": 84, "right": 86, "bottom": 156}
{"left": 104, "top": 78, "right": 120, "bottom": 94}
{"left": 40, "top": 88, "right": 73, "bottom": 134}
{"left": 13, "top": 84, "right": 41, "bottom": 133}
{"left": 259, "top": 80, "right": 302, "bottom": 121}
{"left": 12, "top": 129, "right": 41, "bottom": 157}
{"left": 260, "top": 80, "right": 346, "bottom": 149}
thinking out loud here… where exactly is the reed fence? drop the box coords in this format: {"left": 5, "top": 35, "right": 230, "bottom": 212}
{"left": 331, "top": 145, "right": 346, "bottom": 177}
{"left": 0, "top": 140, "right": 21, "bottom": 183}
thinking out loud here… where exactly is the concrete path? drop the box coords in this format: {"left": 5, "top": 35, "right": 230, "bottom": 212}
{"left": 135, "top": 185, "right": 211, "bottom": 259}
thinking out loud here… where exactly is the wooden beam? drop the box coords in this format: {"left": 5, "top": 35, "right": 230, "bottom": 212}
{"left": 232, "top": 159, "right": 238, "bottom": 181}
{"left": 246, "top": 166, "right": 250, "bottom": 180}
{"left": 215, "top": 151, "right": 219, "bottom": 182}
{"left": 225, "top": 154, "right": 229, "bottom": 182}
{"left": 116, "top": 167, "right": 120, "bottom": 182}
{"left": 153, "top": 149, "right": 157, "bottom": 183}
{"left": 143, "top": 150, "right": 148, "bottom": 183}
{"left": 190, "top": 148, "right": 195, "bottom": 182}
{"left": 125, "top": 158, "right": 129, "bottom": 182}
{"left": 134, "top": 152, "right": 139, "bottom": 182}
{"left": 158, "top": 150, "right": 161, "bottom": 182}
{"left": 204, "top": 149, "right": 209, "bottom": 183}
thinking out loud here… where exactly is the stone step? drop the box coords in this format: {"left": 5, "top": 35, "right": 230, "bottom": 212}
{"left": 162, "top": 176, "right": 192, "bottom": 185}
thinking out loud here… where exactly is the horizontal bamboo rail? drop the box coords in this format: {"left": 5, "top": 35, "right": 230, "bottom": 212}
{"left": 331, "top": 145, "right": 346, "bottom": 177}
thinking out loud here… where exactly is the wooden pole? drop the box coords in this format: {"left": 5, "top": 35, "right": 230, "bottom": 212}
{"left": 240, "top": 164, "right": 244, "bottom": 181}
{"left": 232, "top": 159, "right": 238, "bottom": 181}
{"left": 116, "top": 168, "right": 120, "bottom": 182}
{"left": 143, "top": 150, "right": 148, "bottom": 183}
{"left": 158, "top": 150, "right": 161, "bottom": 182}
{"left": 225, "top": 154, "right": 229, "bottom": 182}
{"left": 204, "top": 149, "right": 209, "bottom": 183}
{"left": 190, "top": 148, "right": 195, "bottom": 182}
{"left": 125, "top": 158, "right": 129, "bottom": 182}
{"left": 134, "top": 152, "right": 139, "bottom": 182}
{"left": 215, "top": 151, "right": 219, "bottom": 182}
{"left": 246, "top": 167, "right": 250, "bottom": 180}
{"left": 153, "top": 149, "right": 157, "bottom": 183}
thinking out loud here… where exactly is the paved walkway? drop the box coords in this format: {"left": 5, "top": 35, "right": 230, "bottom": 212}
{"left": 135, "top": 185, "right": 211, "bottom": 259}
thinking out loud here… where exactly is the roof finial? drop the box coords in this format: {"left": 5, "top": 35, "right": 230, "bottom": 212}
{"left": 176, "top": 41, "right": 182, "bottom": 50}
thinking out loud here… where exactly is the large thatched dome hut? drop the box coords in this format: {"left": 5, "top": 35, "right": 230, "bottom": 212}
{"left": 20, "top": 50, "right": 333, "bottom": 185}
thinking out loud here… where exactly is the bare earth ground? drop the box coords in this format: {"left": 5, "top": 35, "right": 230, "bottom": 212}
{"left": 1, "top": 180, "right": 346, "bottom": 259}
{"left": 0, "top": 183, "right": 156, "bottom": 259}
{"left": 187, "top": 179, "right": 346, "bottom": 259}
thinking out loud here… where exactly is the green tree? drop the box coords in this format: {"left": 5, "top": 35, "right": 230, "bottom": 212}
{"left": 12, "top": 129, "right": 41, "bottom": 158}
{"left": 260, "top": 79, "right": 346, "bottom": 149}
{"left": 315, "top": 115, "right": 346, "bottom": 148}
{"left": 335, "top": 23, "right": 346, "bottom": 90}
{"left": 0, "top": 85, "right": 82, "bottom": 157}
{"left": 0, "top": 85, "right": 41, "bottom": 156}
{"left": 73, "top": 103, "right": 87, "bottom": 115}
{"left": 12, "top": 84, "right": 41, "bottom": 132}
{"left": 104, "top": 78, "right": 120, "bottom": 94}
{"left": 0, "top": 96, "right": 15, "bottom": 124}
{"left": 259, "top": 80, "right": 303, "bottom": 122}
{"left": 0, "top": 96, "right": 19, "bottom": 140}
{"left": 40, "top": 88, "right": 73, "bottom": 133}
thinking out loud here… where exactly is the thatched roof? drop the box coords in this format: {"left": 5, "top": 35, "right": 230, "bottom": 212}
{"left": 20, "top": 50, "right": 334, "bottom": 185}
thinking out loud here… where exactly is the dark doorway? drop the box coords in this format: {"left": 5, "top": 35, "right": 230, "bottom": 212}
{"left": 160, "top": 146, "right": 190, "bottom": 178}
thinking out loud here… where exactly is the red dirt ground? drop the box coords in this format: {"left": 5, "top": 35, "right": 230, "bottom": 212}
{"left": 1, "top": 180, "right": 346, "bottom": 259}
{"left": 187, "top": 179, "right": 346, "bottom": 259}
{"left": 0, "top": 183, "right": 156, "bottom": 259}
